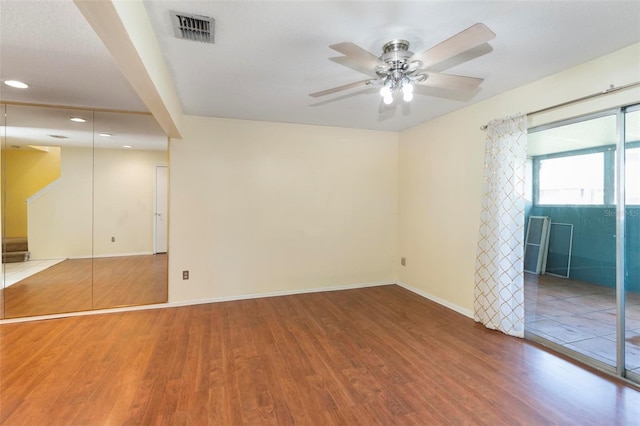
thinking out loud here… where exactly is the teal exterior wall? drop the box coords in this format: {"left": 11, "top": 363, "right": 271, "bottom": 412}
{"left": 527, "top": 205, "right": 640, "bottom": 292}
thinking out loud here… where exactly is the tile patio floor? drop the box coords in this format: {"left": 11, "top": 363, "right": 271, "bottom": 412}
{"left": 525, "top": 272, "right": 640, "bottom": 375}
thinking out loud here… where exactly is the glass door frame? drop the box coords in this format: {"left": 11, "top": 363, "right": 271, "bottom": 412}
{"left": 615, "top": 106, "right": 625, "bottom": 377}
{"left": 622, "top": 103, "right": 640, "bottom": 383}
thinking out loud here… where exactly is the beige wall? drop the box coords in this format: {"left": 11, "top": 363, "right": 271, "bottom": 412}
{"left": 28, "top": 147, "right": 93, "bottom": 259}
{"left": 398, "top": 43, "right": 640, "bottom": 315}
{"left": 168, "top": 116, "right": 398, "bottom": 303}
{"left": 94, "top": 148, "right": 167, "bottom": 256}
{"left": 28, "top": 146, "right": 166, "bottom": 259}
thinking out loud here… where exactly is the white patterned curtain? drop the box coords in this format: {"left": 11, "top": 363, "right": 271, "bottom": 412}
{"left": 474, "top": 114, "right": 527, "bottom": 337}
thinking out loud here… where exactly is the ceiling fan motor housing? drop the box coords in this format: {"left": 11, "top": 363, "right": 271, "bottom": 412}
{"left": 377, "top": 39, "right": 424, "bottom": 85}
{"left": 381, "top": 39, "right": 413, "bottom": 67}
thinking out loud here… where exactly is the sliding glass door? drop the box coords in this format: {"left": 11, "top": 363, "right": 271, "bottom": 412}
{"left": 624, "top": 105, "right": 640, "bottom": 381}
{"left": 525, "top": 103, "right": 640, "bottom": 385}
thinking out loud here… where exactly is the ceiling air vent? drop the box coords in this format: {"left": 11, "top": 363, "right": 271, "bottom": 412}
{"left": 170, "top": 11, "right": 214, "bottom": 44}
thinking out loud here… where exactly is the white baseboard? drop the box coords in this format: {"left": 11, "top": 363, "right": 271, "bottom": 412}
{"left": 96, "top": 252, "right": 154, "bottom": 259}
{"left": 0, "top": 280, "right": 395, "bottom": 324}
{"left": 395, "top": 280, "right": 473, "bottom": 318}
{"left": 166, "top": 280, "right": 395, "bottom": 308}
{"left": 72, "top": 252, "right": 154, "bottom": 260}
{"left": 0, "top": 302, "right": 170, "bottom": 324}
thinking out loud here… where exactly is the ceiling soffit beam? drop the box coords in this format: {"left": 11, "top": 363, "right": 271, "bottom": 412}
{"left": 74, "top": 0, "right": 183, "bottom": 139}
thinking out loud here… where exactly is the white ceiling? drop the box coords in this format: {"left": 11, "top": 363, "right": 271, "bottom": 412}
{"left": 1, "top": 1, "right": 640, "bottom": 133}
{"left": 0, "top": 0, "right": 146, "bottom": 112}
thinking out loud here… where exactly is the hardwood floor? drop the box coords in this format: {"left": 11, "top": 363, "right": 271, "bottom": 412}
{"left": 1, "top": 285, "right": 638, "bottom": 425}
{"left": 0, "top": 254, "right": 167, "bottom": 319}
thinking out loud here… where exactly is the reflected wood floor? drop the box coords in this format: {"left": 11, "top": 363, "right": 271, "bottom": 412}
{"left": 1, "top": 285, "right": 638, "bottom": 425}
{"left": 0, "top": 254, "right": 167, "bottom": 319}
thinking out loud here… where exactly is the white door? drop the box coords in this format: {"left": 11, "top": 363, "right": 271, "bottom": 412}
{"left": 154, "top": 165, "right": 168, "bottom": 254}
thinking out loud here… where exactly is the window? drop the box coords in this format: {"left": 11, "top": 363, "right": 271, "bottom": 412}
{"left": 529, "top": 110, "right": 630, "bottom": 206}
{"left": 626, "top": 148, "right": 640, "bottom": 204}
{"left": 625, "top": 108, "right": 640, "bottom": 204}
{"left": 530, "top": 106, "right": 640, "bottom": 206}
{"left": 538, "top": 153, "right": 604, "bottom": 205}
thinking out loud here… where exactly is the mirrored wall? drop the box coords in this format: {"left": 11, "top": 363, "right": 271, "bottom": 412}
{"left": 0, "top": 103, "right": 168, "bottom": 319}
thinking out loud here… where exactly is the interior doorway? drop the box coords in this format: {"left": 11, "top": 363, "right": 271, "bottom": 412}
{"left": 154, "top": 165, "right": 168, "bottom": 254}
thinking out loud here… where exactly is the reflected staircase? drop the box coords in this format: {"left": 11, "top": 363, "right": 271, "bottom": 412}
{"left": 3, "top": 237, "right": 30, "bottom": 263}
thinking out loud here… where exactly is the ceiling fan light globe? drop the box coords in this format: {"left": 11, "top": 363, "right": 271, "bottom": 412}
{"left": 380, "top": 86, "right": 392, "bottom": 98}
{"left": 383, "top": 95, "right": 394, "bottom": 105}
{"left": 402, "top": 82, "right": 414, "bottom": 95}
{"left": 403, "top": 92, "right": 414, "bottom": 102}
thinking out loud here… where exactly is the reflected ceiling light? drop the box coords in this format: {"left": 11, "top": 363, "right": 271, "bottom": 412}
{"left": 123, "top": 145, "right": 133, "bottom": 149}
{"left": 4, "top": 80, "right": 29, "bottom": 89}
{"left": 70, "top": 117, "right": 86, "bottom": 123}
{"left": 99, "top": 133, "right": 112, "bottom": 137}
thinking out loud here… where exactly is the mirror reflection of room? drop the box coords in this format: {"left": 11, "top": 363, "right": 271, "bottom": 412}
{"left": 0, "top": 104, "right": 168, "bottom": 319}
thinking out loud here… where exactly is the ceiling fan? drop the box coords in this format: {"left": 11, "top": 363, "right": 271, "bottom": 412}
{"left": 309, "top": 23, "right": 496, "bottom": 105}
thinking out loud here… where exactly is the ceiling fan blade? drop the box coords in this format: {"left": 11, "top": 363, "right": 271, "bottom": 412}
{"left": 427, "top": 43, "right": 493, "bottom": 72}
{"left": 309, "top": 79, "right": 373, "bottom": 97}
{"left": 329, "top": 56, "right": 379, "bottom": 77}
{"left": 329, "top": 42, "right": 383, "bottom": 69}
{"left": 309, "top": 86, "right": 378, "bottom": 107}
{"left": 418, "top": 72, "right": 483, "bottom": 91}
{"left": 412, "top": 23, "right": 496, "bottom": 69}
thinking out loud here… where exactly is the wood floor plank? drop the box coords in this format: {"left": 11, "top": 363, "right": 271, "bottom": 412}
{"left": 1, "top": 285, "right": 639, "bottom": 425}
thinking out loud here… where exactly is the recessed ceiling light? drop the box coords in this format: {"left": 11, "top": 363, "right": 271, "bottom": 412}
{"left": 123, "top": 145, "right": 133, "bottom": 149}
{"left": 99, "top": 133, "right": 112, "bottom": 137}
{"left": 48, "top": 134, "right": 69, "bottom": 139}
{"left": 4, "top": 80, "right": 29, "bottom": 89}
{"left": 70, "top": 117, "right": 86, "bottom": 123}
